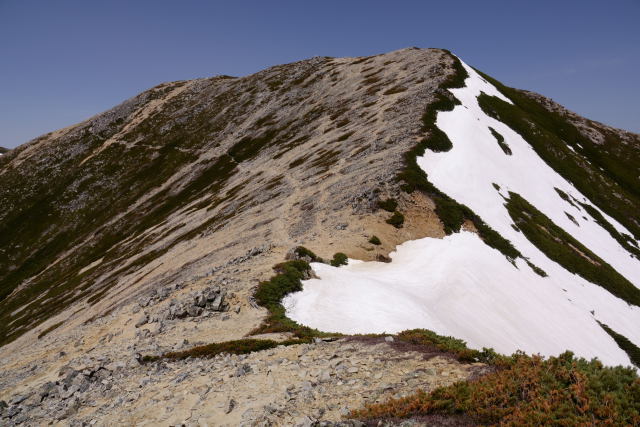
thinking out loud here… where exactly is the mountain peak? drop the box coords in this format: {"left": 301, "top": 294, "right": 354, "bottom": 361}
{"left": 1, "top": 49, "right": 639, "bottom": 424}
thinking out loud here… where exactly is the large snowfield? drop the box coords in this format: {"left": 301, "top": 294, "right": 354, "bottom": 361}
{"left": 284, "top": 59, "right": 640, "bottom": 367}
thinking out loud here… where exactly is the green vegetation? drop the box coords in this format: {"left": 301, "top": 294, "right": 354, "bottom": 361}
{"left": 251, "top": 260, "right": 329, "bottom": 339}
{"left": 565, "top": 211, "right": 579, "bottom": 226}
{"left": 0, "top": 79, "right": 252, "bottom": 345}
{"left": 142, "top": 338, "right": 307, "bottom": 362}
{"left": 386, "top": 211, "right": 405, "bottom": 228}
{"left": 227, "top": 129, "right": 279, "bottom": 162}
{"left": 308, "top": 148, "right": 341, "bottom": 172}
{"left": 599, "top": 322, "right": 640, "bottom": 368}
{"left": 351, "top": 351, "right": 640, "bottom": 425}
{"left": 577, "top": 201, "right": 640, "bottom": 259}
{"left": 37, "top": 321, "right": 64, "bottom": 339}
{"left": 362, "top": 76, "right": 381, "bottom": 86}
{"left": 377, "top": 198, "right": 398, "bottom": 212}
{"left": 288, "top": 153, "right": 311, "bottom": 169}
{"left": 397, "top": 51, "right": 520, "bottom": 262}
{"left": 382, "top": 86, "right": 407, "bottom": 95}
{"left": 293, "top": 246, "right": 322, "bottom": 262}
{"left": 506, "top": 192, "right": 640, "bottom": 306}
{"left": 336, "top": 131, "right": 355, "bottom": 142}
{"left": 476, "top": 70, "right": 640, "bottom": 241}
{"left": 368, "top": 235, "right": 381, "bottom": 245}
{"left": 396, "top": 329, "right": 505, "bottom": 364}
{"left": 554, "top": 187, "right": 579, "bottom": 209}
{"left": 488, "top": 127, "right": 511, "bottom": 155}
{"left": 422, "top": 127, "right": 453, "bottom": 152}
{"left": 330, "top": 252, "right": 348, "bottom": 267}
{"left": 335, "top": 118, "right": 350, "bottom": 128}
{"left": 525, "top": 260, "right": 548, "bottom": 277}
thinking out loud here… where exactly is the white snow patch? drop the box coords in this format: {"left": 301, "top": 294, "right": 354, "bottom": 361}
{"left": 284, "top": 232, "right": 632, "bottom": 366}
{"left": 285, "top": 58, "right": 640, "bottom": 367}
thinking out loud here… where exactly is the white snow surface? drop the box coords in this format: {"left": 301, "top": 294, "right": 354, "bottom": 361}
{"left": 284, "top": 59, "right": 640, "bottom": 367}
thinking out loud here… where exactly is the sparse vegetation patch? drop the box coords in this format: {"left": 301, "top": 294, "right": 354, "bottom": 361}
{"left": 142, "top": 338, "right": 307, "bottom": 362}
{"left": 386, "top": 211, "right": 405, "bottom": 228}
{"left": 251, "top": 260, "right": 330, "bottom": 339}
{"left": 598, "top": 322, "right": 640, "bottom": 368}
{"left": 489, "top": 126, "right": 512, "bottom": 155}
{"left": 383, "top": 86, "right": 407, "bottom": 95}
{"left": 37, "top": 321, "right": 64, "bottom": 339}
{"left": 577, "top": 201, "right": 640, "bottom": 258}
{"left": 377, "top": 198, "right": 398, "bottom": 212}
{"left": 368, "top": 235, "right": 381, "bottom": 245}
{"left": 506, "top": 191, "right": 640, "bottom": 306}
{"left": 330, "top": 252, "right": 348, "bottom": 267}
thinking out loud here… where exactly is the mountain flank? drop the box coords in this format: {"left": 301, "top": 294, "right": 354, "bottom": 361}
{"left": 0, "top": 48, "right": 451, "bottom": 347}
{"left": 1, "top": 48, "right": 639, "bottom": 425}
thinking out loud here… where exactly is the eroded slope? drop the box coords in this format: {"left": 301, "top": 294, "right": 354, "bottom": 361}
{"left": 0, "top": 48, "right": 451, "bottom": 346}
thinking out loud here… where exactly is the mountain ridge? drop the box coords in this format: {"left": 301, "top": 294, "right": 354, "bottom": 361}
{"left": 1, "top": 47, "right": 639, "bottom": 425}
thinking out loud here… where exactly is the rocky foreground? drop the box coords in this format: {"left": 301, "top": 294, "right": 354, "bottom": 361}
{"left": 1, "top": 335, "right": 484, "bottom": 426}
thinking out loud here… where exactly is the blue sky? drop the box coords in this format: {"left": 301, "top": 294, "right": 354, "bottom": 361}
{"left": 1, "top": 0, "right": 638, "bottom": 148}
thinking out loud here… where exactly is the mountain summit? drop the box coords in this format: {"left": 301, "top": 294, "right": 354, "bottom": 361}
{"left": 1, "top": 48, "right": 639, "bottom": 424}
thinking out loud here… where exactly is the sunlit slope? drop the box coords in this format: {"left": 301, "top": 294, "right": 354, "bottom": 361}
{"left": 285, "top": 58, "right": 640, "bottom": 367}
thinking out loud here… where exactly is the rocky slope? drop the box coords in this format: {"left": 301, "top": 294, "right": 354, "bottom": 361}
{"left": 1, "top": 47, "right": 639, "bottom": 425}
{"left": 0, "top": 48, "right": 449, "bottom": 347}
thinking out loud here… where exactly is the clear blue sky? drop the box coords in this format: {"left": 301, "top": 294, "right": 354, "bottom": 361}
{"left": 1, "top": 0, "right": 638, "bottom": 148}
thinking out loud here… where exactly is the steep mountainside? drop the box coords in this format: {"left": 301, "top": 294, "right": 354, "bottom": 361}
{"left": 0, "top": 48, "right": 639, "bottom": 425}
{"left": 0, "top": 48, "right": 449, "bottom": 346}
{"left": 285, "top": 59, "right": 640, "bottom": 366}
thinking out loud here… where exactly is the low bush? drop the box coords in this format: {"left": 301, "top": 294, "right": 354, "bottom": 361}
{"left": 396, "top": 329, "right": 506, "bottom": 365}
{"left": 335, "top": 118, "right": 350, "bottom": 128}
{"left": 422, "top": 127, "right": 453, "bottom": 152}
{"left": 330, "top": 252, "right": 348, "bottom": 267}
{"left": 599, "top": 322, "right": 640, "bottom": 368}
{"left": 525, "top": 260, "right": 548, "bottom": 277}
{"left": 227, "top": 129, "right": 280, "bottom": 163}
{"left": 382, "top": 86, "right": 407, "bottom": 95}
{"left": 368, "top": 235, "right": 381, "bottom": 245}
{"left": 336, "top": 131, "right": 355, "bottom": 142}
{"left": 251, "top": 260, "right": 329, "bottom": 339}
{"left": 488, "top": 127, "right": 512, "bottom": 155}
{"left": 37, "top": 321, "right": 64, "bottom": 339}
{"left": 351, "top": 351, "right": 640, "bottom": 425}
{"left": 142, "top": 338, "right": 307, "bottom": 362}
{"left": 293, "top": 246, "right": 322, "bottom": 262}
{"left": 377, "top": 198, "right": 398, "bottom": 212}
{"left": 386, "top": 211, "right": 405, "bottom": 228}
